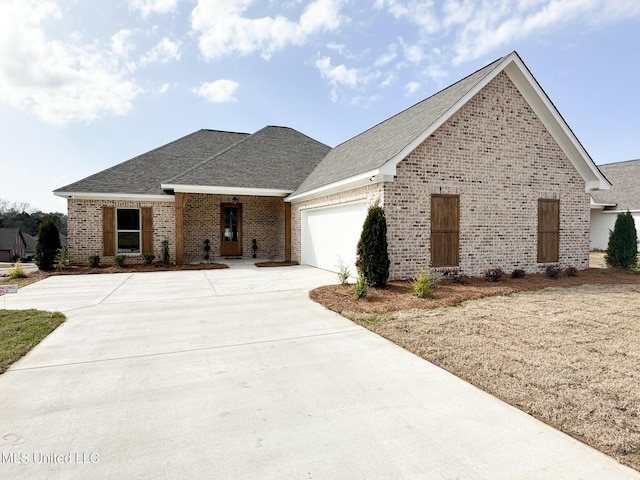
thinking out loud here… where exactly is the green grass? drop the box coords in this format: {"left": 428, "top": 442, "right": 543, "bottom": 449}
{"left": 0, "top": 309, "right": 65, "bottom": 374}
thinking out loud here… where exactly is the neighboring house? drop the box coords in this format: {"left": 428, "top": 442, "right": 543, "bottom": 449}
{"left": 590, "top": 159, "right": 640, "bottom": 251}
{"left": 55, "top": 51, "right": 609, "bottom": 278}
{"left": 0, "top": 228, "right": 33, "bottom": 261}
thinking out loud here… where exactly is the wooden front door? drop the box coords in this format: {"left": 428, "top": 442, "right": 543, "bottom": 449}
{"left": 221, "top": 203, "right": 242, "bottom": 256}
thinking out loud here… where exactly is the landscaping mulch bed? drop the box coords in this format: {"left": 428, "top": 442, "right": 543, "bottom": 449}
{"left": 310, "top": 267, "right": 640, "bottom": 315}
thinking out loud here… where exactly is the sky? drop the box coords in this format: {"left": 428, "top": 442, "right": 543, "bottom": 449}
{"left": 1, "top": 0, "right": 639, "bottom": 214}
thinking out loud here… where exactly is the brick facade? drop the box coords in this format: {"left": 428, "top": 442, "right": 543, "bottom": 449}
{"left": 183, "top": 194, "right": 285, "bottom": 263}
{"left": 291, "top": 72, "right": 590, "bottom": 279}
{"left": 68, "top": 195, "right": 286, "bottom": 266}
{"left": 67, "top": 199, "right": 175, "bottom": 265}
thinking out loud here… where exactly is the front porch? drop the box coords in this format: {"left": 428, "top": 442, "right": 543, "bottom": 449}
{"left": 174, "top": 193, "right": 292, "bottom": 265}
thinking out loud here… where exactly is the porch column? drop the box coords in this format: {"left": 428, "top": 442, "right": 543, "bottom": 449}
{"left": 284, "top": 202, "right": 292, "bottom": 262}
{"left": 175, "top": 192, "right": 191, "bottom": 265}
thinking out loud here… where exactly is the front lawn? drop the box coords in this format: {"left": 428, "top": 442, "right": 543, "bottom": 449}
{"left": 0, "top": 309, "right": 65, "bottom": 373}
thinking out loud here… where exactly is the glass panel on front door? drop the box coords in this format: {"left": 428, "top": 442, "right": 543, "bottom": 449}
{"left": 223, "top": 207, "right": 238, "bottom": 242}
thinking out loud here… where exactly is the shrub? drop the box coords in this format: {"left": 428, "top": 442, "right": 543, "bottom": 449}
{"left": 143, "top": 253, "right": 155, "bottom": 265}
{"left": 545, "top": 265, "right": 561, "bottom": 278}
{"left": 356, "top": 204, "right": 390, "bottom": 288}
{"left": 8, "top": 260, "right": 26, "bottom": 279}
{"left": 162, "top": 240, "right": 170, "bottom": 264}
{"left": 88, "top": 254, "right": 100, "bottom": 268}
{"left": 55, "top": 248, "right": 70, "bottom": 271}
{"left": 606, "top": 211, "right": 638, "bottom": 270}
{"left": 336, "top": 256, "right": 351, "bottom": 285}
{"left": 451, "top": 272, "right": 470, "bottom": 285}
{"left": 114, "top": 254, "right": 126, "bottom": 268}
{"left": 354, "top": 276, "right": 368, "bottom": 299}
{"left": 412, "top": 270, "right": 434, "bottom": 299}
{"left": 565, "top": 265, "right": 578, "bottom": 277}
{"left": 34, "top": 216, "right": 61, "bottom": 271}
{"left": 484, "top": 267, "right": 503, "bottom": 282}
{"left": 511, "top": 269, "right": 526, "bottom": 279}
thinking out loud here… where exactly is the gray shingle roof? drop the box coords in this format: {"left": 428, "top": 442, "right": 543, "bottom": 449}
{"left": 164, "top": 126, "right": 331, "bottom": 191}
{"left": 292, "top": 56, "right": 505, "bottom": 196}
{"left": 55, "top": 130, "right": 249, "bottom": 196}
{"left": 0, "top": 228, "right": 35, "bottom": 254}
{"left": 591, "top": 159, "right": 640, "bottom": 210}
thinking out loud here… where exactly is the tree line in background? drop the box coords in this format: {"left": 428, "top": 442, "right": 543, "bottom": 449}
{"left": 0, "top": 199, "right": 67, "bottom": 236}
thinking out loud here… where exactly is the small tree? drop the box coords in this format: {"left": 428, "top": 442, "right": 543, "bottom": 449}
{"left": 356, "top": 203, "right": 390, "bottom": 287}
{"left": 34, "top": 216, "right": 61, "bottom": 271}
{"left": 605, "top": 211, "right": 638, "bottom": 269}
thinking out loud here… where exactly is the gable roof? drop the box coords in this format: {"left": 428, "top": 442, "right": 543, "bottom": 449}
{"left": 591, "top": 159, "right": 640, "bottom": 211}
{"left": 0, "top": 228, "right": 26, "bottom": 251}
{"left": 161, "top": 126, "right": 331, "bottom": 196}
{"left": 289, "top": 51, "right": 610, "bottom": 201}
{"left": 55, "top": 129, "right": 249, "bottom": 199}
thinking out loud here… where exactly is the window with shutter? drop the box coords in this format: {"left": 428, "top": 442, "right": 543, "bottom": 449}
{"left": 431, "top": 195, "right": 460, "bottom": 267}
{"left": 537, "top": 199, "right": 560, "bottom": 263}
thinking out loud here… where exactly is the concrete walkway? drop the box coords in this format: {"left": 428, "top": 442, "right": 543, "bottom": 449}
{"left": 1, "top": 264, "right": 638, "bottom": 479}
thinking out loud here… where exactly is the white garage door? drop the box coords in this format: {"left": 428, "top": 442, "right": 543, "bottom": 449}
{"left": 301, "top": 201, "right": 368, "bottom": 278}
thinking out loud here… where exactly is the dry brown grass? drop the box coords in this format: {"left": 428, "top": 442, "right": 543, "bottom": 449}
{"left": 349, "top": 284, "right": 640, "bottom": 469}
{"left": 311, "top": 261, "right": 640, "bottom": 471}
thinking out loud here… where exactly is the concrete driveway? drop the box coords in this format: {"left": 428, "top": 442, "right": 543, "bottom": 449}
{"left": 1, "top": 264, "right": 639, "bottom": 479}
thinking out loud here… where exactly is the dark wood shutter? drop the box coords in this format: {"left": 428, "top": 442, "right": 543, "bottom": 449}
{"left": 431, "top": 195, "right": 460, "bottom": 267}
{"left": 103, "top": 206, "right": 115, "bottom": 256}
{"left": 141, "top": 207, "right": 153, "bottom": 255}
{"left": 537, "top": 199, "right": 560, "bottom": 263}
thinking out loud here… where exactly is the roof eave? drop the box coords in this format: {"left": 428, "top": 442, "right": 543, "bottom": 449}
{"left": 287, "top": 170, "right": 392, "bottom": 203}
{"left": 53, "top": 191, "right": 174, "bottom": 202}
{"left": 162, "top": 184, "right": 292, "bottom": 197}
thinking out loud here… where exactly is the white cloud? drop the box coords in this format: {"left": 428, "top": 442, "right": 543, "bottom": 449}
{"left": 447, "top": 0, "right": 640, "bottom": 64}
{"left": 111, "top": 29, "right": 134, "bottom": 58}
{"left": 315, "top": 56, "right": 360, "bottom": 87}
{"left": 402, "top": 42, "right": 424, "bottom": 64}
{"left": 374, "top": 44, "right": 398, "bottom": 67}
{"left": 0, "top": 0, "right": 141, "bottom": 125}
{"left": 141, "top": 37, "right": 182, "bottom": 64}
{"left": 192, "top": 79, "right": 239, "bottom": 103}
{"left": 405, "top": 81, "right": 420, "bottom": 95}
{"left": 130, "top": 0, "right": 179, "bottom": 18}
{"left": 315, "top": 56, "right": 375, "bottom": 102}
{"left": 191, "top": 0, "right": 345, "bottom": 60}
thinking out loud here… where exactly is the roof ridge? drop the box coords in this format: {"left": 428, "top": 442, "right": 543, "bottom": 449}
{"left": 162, "top": 128, "right": 261, "bottom": 185}
{"left": 598, "top": 158, "right": 640, "bottom": 167}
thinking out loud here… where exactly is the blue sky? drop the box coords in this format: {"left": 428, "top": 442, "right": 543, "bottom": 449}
{"left": 1, "top": 0, "right": 639, "bottom": 213}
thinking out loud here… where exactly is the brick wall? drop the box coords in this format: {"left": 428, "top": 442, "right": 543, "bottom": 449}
{"left": 384, "top": 71, "right": 590, "bottom": 278}
{"left": 67, "top": 199, "right": 175, "bottom": 265}
{"left": 183, "top": 194, "right": 285, "bottom": 262}
{"left": 68, "top": 195, "right": 286, "bottom": 265}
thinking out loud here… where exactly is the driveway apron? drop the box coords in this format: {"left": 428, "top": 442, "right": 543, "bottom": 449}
{"left": 1, "top": 265, "right": 638, "bottom": 479}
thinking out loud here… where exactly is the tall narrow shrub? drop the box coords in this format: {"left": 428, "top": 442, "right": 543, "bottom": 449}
{"left": 356, "top": 204, "right": 390, "bottom": 287}
{"left": 605, "top": 211, "right": 638, "bottom": 269}
{"left": 35, "top": 216, "right": 61, "bottom": 271}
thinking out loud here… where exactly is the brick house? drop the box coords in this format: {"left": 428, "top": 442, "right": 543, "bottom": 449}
{"left": 0, "top": 228, "right": 35, "bottom": 262}
{"left": 55, "top": 52, "right": 609, "bottom": 278}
